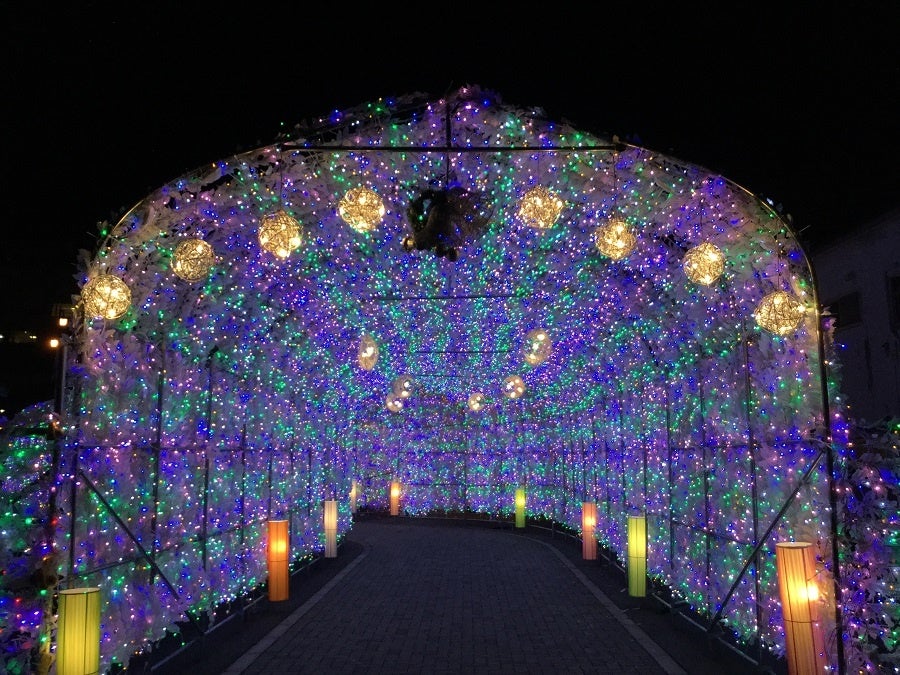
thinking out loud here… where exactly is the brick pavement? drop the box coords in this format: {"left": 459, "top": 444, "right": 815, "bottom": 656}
{"left": 178, "top": 515, "right": 782, "bottom": 675}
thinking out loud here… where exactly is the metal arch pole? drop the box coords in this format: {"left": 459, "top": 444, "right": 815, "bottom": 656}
{"left": 801, "top": 244, "right": 846, "bottom": 674}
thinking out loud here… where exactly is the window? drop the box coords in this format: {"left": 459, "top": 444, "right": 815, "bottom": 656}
{"left": 828, "top": 291, "right": 861, "bottom": 330}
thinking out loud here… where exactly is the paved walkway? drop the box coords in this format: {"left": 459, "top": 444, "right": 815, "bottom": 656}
{"left": 149, "top": 515, "right": 784, "bottom": 675}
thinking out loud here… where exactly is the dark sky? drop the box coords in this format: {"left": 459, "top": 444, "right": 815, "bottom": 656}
{"left": 4, "top": 2, "right": 900, "bottom": 336}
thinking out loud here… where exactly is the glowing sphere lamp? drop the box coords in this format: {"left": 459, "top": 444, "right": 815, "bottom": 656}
{"left": 258, "top": 210, "right": 303, "bottom": 259}
{"left": 682, "top": 242, "right": 725, "bottom": 285}
{"left": 755, "top": 290, "right": 806, "bottom": 336}
{"left": 339, "top": 186, "right": 385, "bottom": 232}
{"left": 82, "top": 274, "right": 131, "bottom": 320}
{"left": 172, "top": 238, "right": 215, "bottom": 282}
{"left": 518, "top": 186, "right": 564, "bottom": 229}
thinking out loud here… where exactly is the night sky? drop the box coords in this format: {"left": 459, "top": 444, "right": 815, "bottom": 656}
{"left": 3, "top": 3, "right": 899, "bottom": 410}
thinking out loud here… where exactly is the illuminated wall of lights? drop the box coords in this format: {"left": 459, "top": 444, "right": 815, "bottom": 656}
{"left": 4, "top": 85, "right": 882, "bottom": 672}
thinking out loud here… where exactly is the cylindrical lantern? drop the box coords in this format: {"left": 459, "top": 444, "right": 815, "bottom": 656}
{"left": 582, "top": 501, "right": 597, "bottom": 560}
{"left": 324, "top": 500, "right": 338, "bottom": 558}
{"left": 267, "top": 519, "right": 289, "bottom": 601}
{"left": 57, "top": 587, "right": 101, "bottom": 675}
{"left": 350, "top": 479, "right": 359, "bottom": 514}
{"left": 390, "top": 480, "right": 401, "bottom": 516}
{"left": 627, "top": 514, "right": 647, "bottom": 597}
{"left": 515, "top": 486, "right": 526, "bottom": 528}
{"left": 776, "top": 542, "right": 826, "bottom": 675}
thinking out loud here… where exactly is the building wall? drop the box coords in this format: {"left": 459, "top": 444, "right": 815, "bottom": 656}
{"left": 812, "top": 208, "right": 900, "bottom": 423}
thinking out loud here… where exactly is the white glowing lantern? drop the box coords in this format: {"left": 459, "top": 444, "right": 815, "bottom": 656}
{"left": 594, "top": 217, "right": 636, "bottom": 260}
{"left": 468, "top": 392, "right": 485, "bottom": 412}
{"left": 523, "top": 328, "right": 552, "bottom": 366}
{"left": 683, "top": 242, "right": 725, "bottom": 285}
{"left": 503, "top": 374, "right": 526, "bottom": 399}
{"left": 392, "top": 374, "right": 415, "bottom": 399}
{"left": 358, "top": 334, "right": 379, "bottom": 370}
{"left": 385, "top": 392, "right": 404, "bottom": 412}
{"left": 82, "top": 274, "right": 131, "bottom": 320}
{"left": 518, "top": 186, "right": 564, "bottom": 229}
{"left": 339, "top": 187, "right": 385, "bottom": 233}
{"left": 258, "top": 210, "right": 304, "bottom": 259}
{"left": 172, "top": 238, "right": 215, "bottom": 282}
{"left": 755, "top": 290, "right": 806, "bottom": 336}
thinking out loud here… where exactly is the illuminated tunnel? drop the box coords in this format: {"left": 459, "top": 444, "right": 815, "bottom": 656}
{"left": 58, "top": 85, "right": 844, "bottom": 670}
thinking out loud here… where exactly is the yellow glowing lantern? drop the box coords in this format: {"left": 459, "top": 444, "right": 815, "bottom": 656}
{"left": 258, "top": 210, "right": 303, "bottom": 259}
{"left": 594, "top": 218, "right": 637, "bottom": 260}
{"left": 172, "top": 238, "right": 215, "bottom": 282}
{"left": 503, "top": 374, "right": 526, "bottom": 400}
{"left": 518, "top": 186, "right": 564, "bottom": 229}
{"left": 350, "top": 479, "right": 359, "bottom": 514}
{"left": 267, "top": 519, "right": 289, "bottom": 601}
{"left": 390, "top": 480, "right": 401, "bottom": 516}
{"left": 467, "top": 392, "right": 485, "bottom": 412}
{"left": 358, "top": 333, "right": 379, "bottom": 370}
{"left": 627, "top": 513, "right": 647, "bottom": 597}
{"left": 776, "top": 542, "right": 826, "bottom": 675}
{"left": 57, "top": 587, "right": 101, "bottom": 675}
{"left": 385, "top": 392, "right": 404, "bottom": 412}
{"left": 582, "top": 501, "right": 598, "bottom": 560}
{"left": 523, "top": 327, "right": 552, "bottom": 366}
{"left": 324, "top": 500, "right": 338, "bottom": 558}
{"left": 682, "top": 242, "right": 725, "bottom": 285}
{"left": 515, "top": 486, "right": 526, "bottom": 528}
{"left": 339, "top": 186, "right": 385, "bottom": 233}
{"left": 392, "top": 374, "right": 415, "bottom": 399}
{"left": 755, "top": 290, "right": 806, "bottom": 336}
{"left": 82, "top": 274, "right": 131, "bottom": 320}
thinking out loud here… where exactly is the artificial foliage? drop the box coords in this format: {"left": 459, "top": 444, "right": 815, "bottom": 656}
{"left": 2, "top": 85, "right": 893, "bottom": 673}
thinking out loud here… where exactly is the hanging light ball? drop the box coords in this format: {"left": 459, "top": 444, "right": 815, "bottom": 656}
{"left": 518, "top": 186, "right": 564, "bottom": 229}
{"left": 503, "top": 374, "right": 526, "bottom": 400}
{"left": 82, "top": 274, "right": 132, "bottom": 320}
{"left": 468, "top": 392, "right": 485, "bottom": 412}
{"left": 357, "top": 333, "right": 379, "bottom": 370}
{"left": 258, "top": 210, "right": 304, "bottom": 259}
{"left": 385, "top": 392, "right": 404, "bottom": 412}
{"left": 338, "top": 187, "right": 385, "bottom": 233}
{"left": 523, "top": 328, "right": 552, "bottom": 366}
{"left": 754, "top": 290, "right": 807, "bottom": 336}
{"left": 172, "top": 238, "right": 215, "bottom": 282}
{"left": 594, "top": 218, "right": 636, "bottom": 260}
{"left": 392, "top": 374, "right": 415, "bottom": 399}
{"left": 683, "top": 242, "right": 725, "bottom": 285}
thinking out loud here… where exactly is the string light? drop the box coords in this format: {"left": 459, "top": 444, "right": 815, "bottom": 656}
{"left": 7, "top": 85, "right": 864, "bottom": 673}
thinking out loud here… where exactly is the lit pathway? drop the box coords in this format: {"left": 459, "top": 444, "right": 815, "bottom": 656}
{"left": 223, "top": 518, "right": 685, "bottom": 675}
